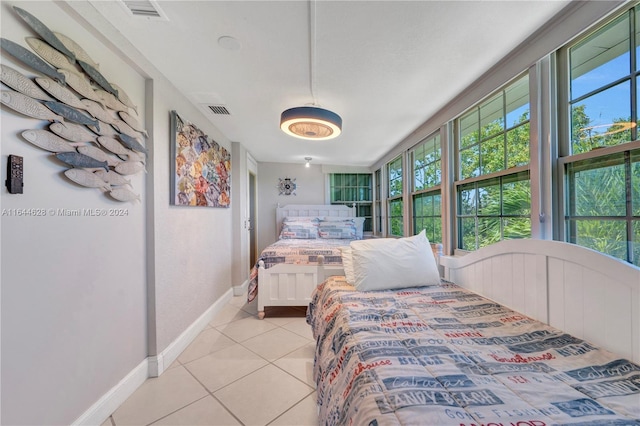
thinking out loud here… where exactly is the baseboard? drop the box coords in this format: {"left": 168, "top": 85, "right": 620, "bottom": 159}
{"left": 72, "top": 289, "right": 233, "bottom": 425}
{"left": 148, "top": 288, "right": 233, "bottom": 377}
{"left": 72, "top": 358, "right": 148, "bottom": 426}
{"left": 233, "top": 279, "right": 248, "bottom": 296}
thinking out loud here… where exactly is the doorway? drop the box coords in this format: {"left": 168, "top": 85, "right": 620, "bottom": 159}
{"left": 248, "top": 171, "right": 257, "bottom": 267}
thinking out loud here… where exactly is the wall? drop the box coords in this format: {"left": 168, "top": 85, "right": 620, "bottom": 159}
{"left": 257, "top": 162, "right": 325, "bottom": 253}
{"left": 0, "top": 3, "right": 147, "bottom": 425}
{"left": 0, "top": 1, "right": 235, "bottom": 424}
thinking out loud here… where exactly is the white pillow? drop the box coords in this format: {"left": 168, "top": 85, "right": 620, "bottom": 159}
{"left": 350, "top": 230, "right": 440, "bottom": 291}
{"left": 339, "top": 246, "right": 355, "bottom": 284}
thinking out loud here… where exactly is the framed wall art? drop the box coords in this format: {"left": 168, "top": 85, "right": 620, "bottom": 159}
{"left": 170, "top": 110, "right": 231, "bottom": 207}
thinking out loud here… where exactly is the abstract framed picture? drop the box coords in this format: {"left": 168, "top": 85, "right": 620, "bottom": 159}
{"left": 170, "top": 110, "right": 231, "bottom": 207}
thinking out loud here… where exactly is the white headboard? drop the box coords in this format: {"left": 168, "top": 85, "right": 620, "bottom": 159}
{"left": 275, "top": 204, "right": 356, "bottom": 236}
{"left": 440, "top": 239, "right": 640, "bottom": 363}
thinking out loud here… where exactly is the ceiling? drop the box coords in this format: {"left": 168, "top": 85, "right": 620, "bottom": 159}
{"left": 82, "top": 0, "right": 572, "bottom": 167}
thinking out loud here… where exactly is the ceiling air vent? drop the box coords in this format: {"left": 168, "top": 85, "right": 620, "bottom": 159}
{"left": 208, "top": 105, "right": 231, "bottom": 115}
{"left": 121, "top": 0, "right": 167, "bottom": 20}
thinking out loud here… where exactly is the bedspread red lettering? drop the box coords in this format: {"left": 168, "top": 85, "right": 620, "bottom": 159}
{"left": 459, "top": 421, "right": 546, "bottom": 426}
{"left": 343, "top": 359, "right": 392, "bottom": 398}
{"left": 489, "top": 353, "right": 555, "bottom": 363}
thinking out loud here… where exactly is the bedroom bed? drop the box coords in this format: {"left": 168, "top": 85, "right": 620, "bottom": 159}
{"left": 307, "top": 235, "right": 640, "bottom": 425}
{"left": 248, "top": 204, "right": 359, "bottom": 319}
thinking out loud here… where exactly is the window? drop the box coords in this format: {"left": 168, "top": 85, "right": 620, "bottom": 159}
{"left": 562, "top": 6, "right": 640, "bottom": 265}
{"left": 374, "top": 168, "right": 382, "bottom": 235}
{"left": 387, "top": 156, "right": 403, "bottom": 236}
{"left": 330, "top": 173, "right": 372, "bottom": 232}
{"left": 412, "top": 133, "right": 442, "bottom": 242}
{"left": 455, "top": 75, "right": 532, "bottom": 250}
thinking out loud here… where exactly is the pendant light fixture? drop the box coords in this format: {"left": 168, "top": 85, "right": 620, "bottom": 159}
{"left": 280, "top": 0, "right": 342, "bottom": 141}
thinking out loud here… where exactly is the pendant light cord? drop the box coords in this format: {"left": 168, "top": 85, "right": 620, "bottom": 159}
{"left": 308, "top": 0, "right": 318, "bottom": 106}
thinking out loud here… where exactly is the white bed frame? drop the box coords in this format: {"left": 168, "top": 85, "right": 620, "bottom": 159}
{"left": 438, "top": 239, "right": 640, "bottom": 364}
{"left": 257, "top": 204, "right": 356, "bottom": 319}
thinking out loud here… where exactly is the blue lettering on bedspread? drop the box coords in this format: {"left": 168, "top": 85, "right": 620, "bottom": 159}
{"left": 360, "top": 347, "right": 410, "bottom": 361}
{"left": 433, "top": 317, "right": 461, "bottom": 323}
{"left": 430, "top": 292, "right": 484, "bottom": 302}
{"left": 565, "top": 359, "right": 640, "bottom": 382}
{"left": 437, "top": 374, "right": 476, "bottom": 388}
{"left": 350, "top": 312, "right": 409, "bottom": 322}
{"left": 551, "top": 398, "right": 615, "bottom": 417}
{"left": 471, "top": 362, "right": 556, "bottom": 375}
{"left": 450, "top": 389, "right": 504, "bottom": 406}
{"left": 375, "top": 389, "right": 460, "bottom": 413}
{"left": 473, "top": 330, "right": 554, "bottom": 346}
{"left": 454, "top": 306, "right": 511, "bottom": 318}
{"left": 430, "top": 321, "right": 503, "bottom": 330}
{"left": 554, "top": 420, "right": 640, "bottom": 426}
{"left": 408, "top": 345, "right": 454, "bottom": 357}
{"left": 506, "top": 334, "right": 585, "bottom": 353}
{"left": 454, "top": 303, "right": 503, "bottom": 312}
{"left": 555, "top": 342, "right": 598, "bottom": 357}
{"left": 574, "top": 374, "right": 640, "bottom": 398}
{"left": 382, "top": 376, "right": 443, "bottom": 390}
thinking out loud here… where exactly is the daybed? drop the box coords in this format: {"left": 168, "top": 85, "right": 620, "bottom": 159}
{"left": 307, "top": 235, "right": 640, "bottom": 425}
{"left": 248, "top": 204, "right": 359, "bottom": 319}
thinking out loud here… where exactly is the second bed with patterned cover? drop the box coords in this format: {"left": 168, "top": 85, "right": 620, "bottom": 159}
{"left": 307, "top": 275, "right": 640, "bottom": 426}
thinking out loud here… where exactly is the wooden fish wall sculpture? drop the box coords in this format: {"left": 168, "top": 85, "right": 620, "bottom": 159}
{"left": 0, "top": 6, "right": 149, "bottom": 202}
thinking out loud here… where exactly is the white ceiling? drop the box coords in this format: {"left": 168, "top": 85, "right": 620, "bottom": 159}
{"left": 85, "top": 0, "right": 572, "bottom": 167}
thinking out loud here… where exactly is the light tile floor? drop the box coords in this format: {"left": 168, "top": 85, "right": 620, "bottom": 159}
{"left": 102, "top": 295, "right": 318, "bottom": 426}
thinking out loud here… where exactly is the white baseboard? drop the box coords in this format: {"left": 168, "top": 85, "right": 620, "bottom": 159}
{"left": 233, "top": 279, "right": 248, "bottom": 296}
{"left": 148, "top": 288, "right": 233, "bottom": 377}
{"left": 72, "top": 359, "right": 148, "bottom": 426}
{"left": 72, "top": 289, "right": 233, "bottom": 425}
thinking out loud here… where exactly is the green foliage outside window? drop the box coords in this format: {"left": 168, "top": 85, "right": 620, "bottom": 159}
{"left": 565, "top": 6, "right": 640, "bottom": 265}
{"left": 456, "top": 75, "right": 531, "bottom": 250}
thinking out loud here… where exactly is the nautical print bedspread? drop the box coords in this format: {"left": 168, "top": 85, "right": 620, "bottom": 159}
{"left": 306, "top": 276, "right": 640, "bottom": 426}
{"left": 247, "top": 239, "right": 350, "bottom": 302}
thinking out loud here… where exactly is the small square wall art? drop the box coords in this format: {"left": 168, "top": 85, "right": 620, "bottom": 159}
{"left": 170, "top": 110, "right": 231, "bottom": 207}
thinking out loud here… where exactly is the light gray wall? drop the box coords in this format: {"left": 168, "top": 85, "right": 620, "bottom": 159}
{"left": 1, "top": 2, "right": 147, "bottom": 424}
{"left": 256, "top": 162, "right": 325, "bottom": 253}
{"left": 0, "top": 1, "right": 235, "bottom": 424}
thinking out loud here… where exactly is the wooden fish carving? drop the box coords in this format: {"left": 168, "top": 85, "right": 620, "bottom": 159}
{"left": 53, "top": 32, "right": 99, "bottom": 70}
{"left": 21, "top": 129, "right": 77, "bottom": 152}
{"left": 25, "top": 37, "right": 76, "bottom": 74}
{"left": 125, "top": 149, "right": 146, "bottom": 164}
{"left": 95, "top": 89, "right": 129, "bottom": 112}
{"left": 118, "top": 111, "right": 148, "bottom": 136}
{"left": 57, "top": 69, "right": 104, "bottom": 106}
{"left": 112, "top": 119, "right": 144, "bottom": 139}
{"left": 13, "top": 6, "right": 76, "bottom": 62}
{"left": 77, "top": 145, "right": 119, "bottom": 167}
{"left": 49, "top": 122, "right": 97, "bottom": 143}
{"left": 0, "top": 64, "right": 51, "bottom": 101}
{"left": 109, "top": 82, "right": 137, "bottom": 114}
{"left": 45, "top": 101, "right": 100, "bottom": 130}
{"left": 114, "top": 161, "right": 145, "bottom": 175}
{"left": 55, "top": 152, "right": 108, "bottom": 171}
{"left": 88, "top": 120, "right": 118, "bottom": 137}
{"left": 35, "top": 77, "right": 86, "bottom": 110}
{"left": 118, "top": 133, "right": 148, "bottom": 155}
{"left": 94, "top": 170, "right": 131, "bottom": 187}
{"left": 97, "top": 136, "right": 129, "bottom": 156}
{"left": 1, "top": 90, "right": 62, "bottom": 121}
{"left": 77, "top": 60, "right": 118, "bottom": 97}
{"left": 64, "top": 168, "right": 111, "bottom": 190}
{"left": 1, "top": 38, "right": 65, "bottom": 84}
{"left": 81, "top": 99, "right": 115, "bottom": 124}
{"left": 109, "top": 187, "right": 141, "bottom": 203}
